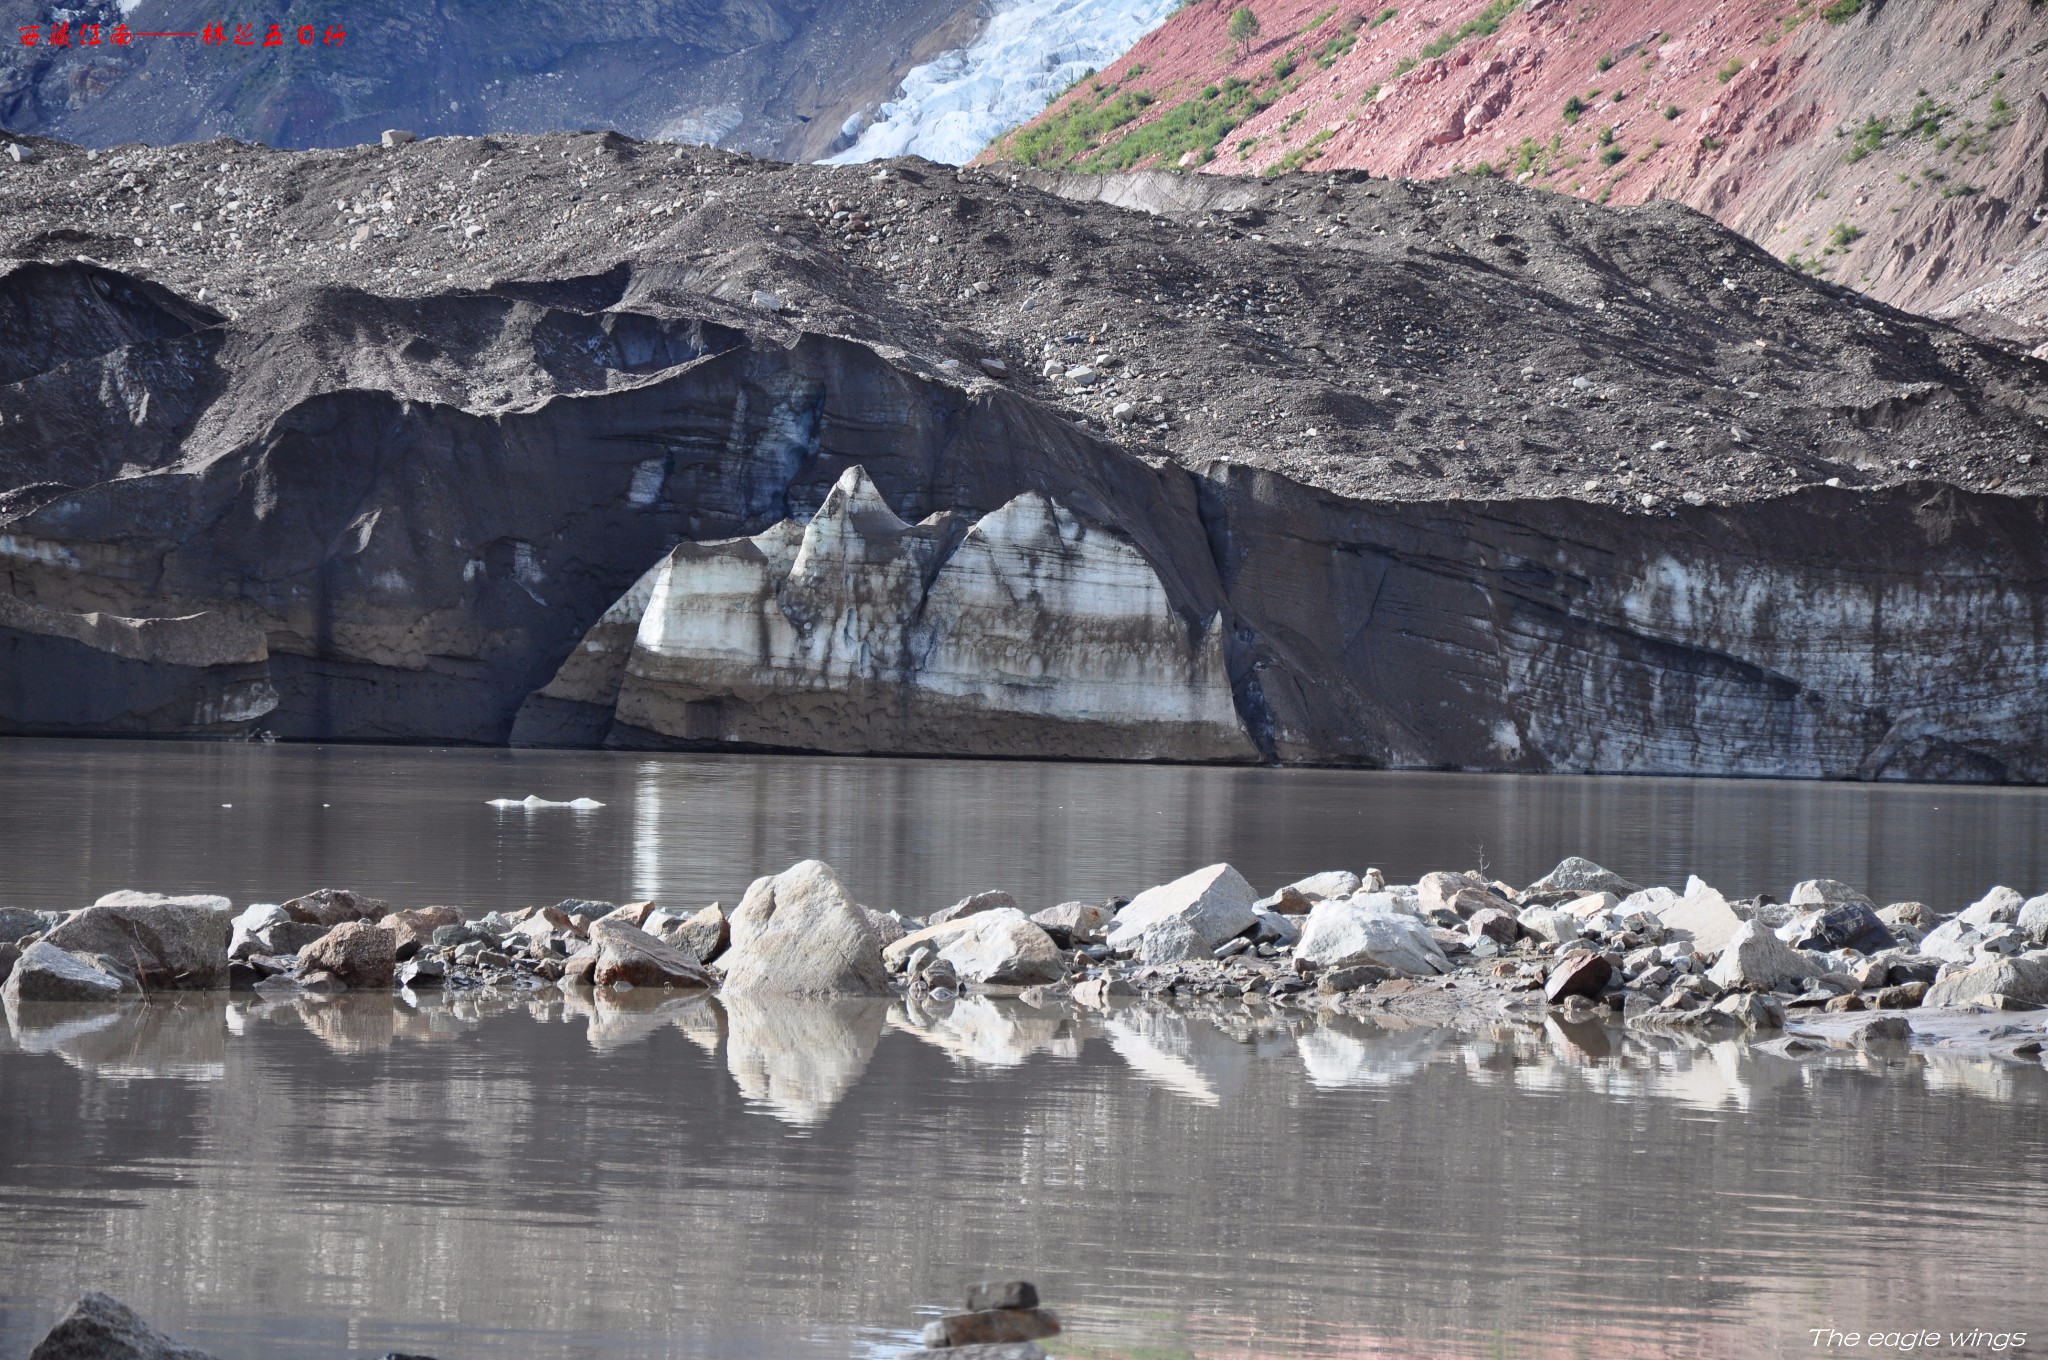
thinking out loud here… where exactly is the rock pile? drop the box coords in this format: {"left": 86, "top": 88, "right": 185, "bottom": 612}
{"left": 907, "top": 1280, "right": 1062, "bottom": 1360}
{"left": 5, "top": 859, "right": 2044, "bottom": 1054}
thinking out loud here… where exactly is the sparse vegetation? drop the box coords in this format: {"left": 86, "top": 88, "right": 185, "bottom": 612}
{"left": 1228, "top": 5, "right": 1262, "bottom": 59}
{"left": 1828, "top": 222, "right": 1863, "bottom": 249}
{"left": 1596, "top": 53, "right": 1615, "bottom": 72}
{"left": 1562, "top": 95, "right": 1587, "bottom": 124}
{"left": 1664, "top": 103, "right": 1682, "bottom": 120}
{"left": 1419, "top": 0, "right": 1523, "bottom": 60}
{"left": 1717, "top": 57, "right": 1744, "bottom": 84}
{"left": 1600, "top": 146, "right": 1626, "bottom": 166}
{"left": 1371, "top": 6, "right": 1398, "bottom": 25}
{"left": 1821, "top": 0, "right": 1866, "bottom": 21}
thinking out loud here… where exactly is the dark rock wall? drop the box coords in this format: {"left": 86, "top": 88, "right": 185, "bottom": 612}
{"left": 3, "top": 259, "right": 2043, "bottom": 778}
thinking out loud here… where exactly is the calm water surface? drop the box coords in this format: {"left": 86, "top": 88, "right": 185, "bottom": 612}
{"left": 3, "top": 740, "right": 2048, "bottom": 1359}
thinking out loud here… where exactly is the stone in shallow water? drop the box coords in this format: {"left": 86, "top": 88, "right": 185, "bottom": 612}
{"left": 1295, "top": 897, "right": 1449, "bottom": 977}
{"left": 29, "top": 1291, "right": 218, "bottom": 1360}
{"left": 901, "top": 1346, "right": 1046, "bottom": 1360}
{"left": 3, "top": 940, "right": 138, "bottom": 1005}
{"left": 671, "top": 904, "right": 729, "bottom": 963}
{"left": 280, "top": 887, "right": 390, "bottom": 928}
{"left": 590, "top": 920, "right": 716, "bottom": 989}
{"left": 44, "top": 897, "right": 233, "bottom": 990}
{"left": 295, "top": 922, "right": 397, "bottom": 990}
{"left": 1544, "top": 952, "right": 1612, "bottom": 1002}
{"left": 720, "top": 860, "right": 892, "bottom": 997}
{"left": 1924, "top": 956, "right": 2048, "bottom": 1009}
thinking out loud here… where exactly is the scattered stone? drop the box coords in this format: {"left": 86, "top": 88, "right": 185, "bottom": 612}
{"left": 1785, "top": 902, "right": 1895, "bottom": 955}
{"left": 1295, "top": 896, "right": 1450, "bottom": 977}
{"left": 280, "top": 888, "right": 390, "bottom": 928}
{"left": 1104, "top": 864, "right": 1259, "bottom": 954}
{"left": 295, "top": 921, "right": 397, "bottom": 990}
{"left": 1919, "top": 918, "right": 1987, "bottom": 964}
{"left": 1878, "top": 902, "right": 1933, "bottom": 930}
{"left": 2, "top": 941, "right": 138, "bottom": 1005}
{"left": 0, "top": 906, "right": 44, "bottom": 942}
{"left": 1254, "top": 886, "right": 1315, "bottom": 916}
{"left": 1707, "top": 922, "right": 1816, "bottom": 993}
{"left": 1318, "top": 963, "right": 1394, "bottom": 993}
{"left": 930, "top": 890, "right": 1019, "bottom": 927}
{"left": 28, "top": 1292, "right": 219, "bottom": 1360}
{"left": 43, "top": 896, "right": 234, "bottom": 990}
{"left": 1924, "top": 956, "right": 2048, "bottom": 1009}
{"left": 1522, "top": 857, "right": 1641, "bottom": 903}
{"left": 1030, "top": 901, "right": 1113, "bottom": 945}
{"left": 1515, "top": 907, "right": 1580, "bottom": 945}
{"left": 1789, "top": 878, "right": 1873, "bottom": 908}
{"left": 1653, "top": 880, "right": 1745, "bottom": 959}
{"left": 1842, "top": 1013, "right": 1913, "bottom": 1046}
{"left": 671, "top": 904, "right": 730, "bottom": 963}
{"left": 1959, "top": 886, "right": 2025, "bottom": 928}
{"left": 720, "top": 860, "right": 893, "bottom": 996}
{"left": 1071, "top": 974, "right": 1134, "bottom": 1007}
{"left": 590, "top": 920, "right": 717, "bottom": 989}
{"left": 381, "top": 129, "right": 417, "bottom": 147}
{"left": 595, "top": 901, "right": 657, "bottom": 928}
{"left": 1544, "top": 951, "right": 1612, "bottom": 1001}
{"left": 1287, "top": 870, "right": 1362, "bottom": 901}
{"left": 397, "top": 955, "right": 446, "bottom": 988}
{"left": 1869, "top": 981, "right": 1930, "bottom": 1009}
{"left": 1466, "top": 907, "right": 1521, "bottom": 947}
{"left": 380, "top": 906, "right": 463, "bottom": 957}
{"left": 1712, "top": 991, "right": 1786, "bottom": 1030}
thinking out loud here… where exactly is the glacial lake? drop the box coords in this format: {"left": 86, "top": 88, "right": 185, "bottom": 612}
{"left": 3, "top": 739, "right": 2048, "bottom": 1359}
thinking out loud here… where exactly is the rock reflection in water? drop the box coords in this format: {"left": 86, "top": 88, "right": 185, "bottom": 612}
{"left": 2, "top": 992, "right": 2046, "bottom": 1360}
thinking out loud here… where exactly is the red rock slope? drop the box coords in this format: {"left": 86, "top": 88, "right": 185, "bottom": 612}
{"left": 982, "top": 0, "right": 2048, "bottom": 347}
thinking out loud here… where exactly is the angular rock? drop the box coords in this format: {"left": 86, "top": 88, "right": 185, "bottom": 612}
{"left": 1924, "top": 955, "right": 2048, "bottom": 1009}
{"left": 1515, "top": 907, "right": 1580, "bottom": 945}
{"left": 0, "top": 905, "right": 44, "bottom": 942}
{"left": 29, "top": 1292, "right": 219, "bottom": 1360}
{"left": 1030, "top": 901, "right": 1113, "bottom": 945}
{"left": 1959, "top": 886, "right": 2025, "bottom": 928}
{"left": 590, "top": 919, "right": 717, "bottom": 989}
{"left": 280, "top": 888, "right": 390, "bottom": 928}
{"left": 380, "top": 906, "right": 463, "bottom": 956}
{"left": 1842, "top": 1014, "right": 1913, "bottom": 1046}
{"left": 2018, "top": 895, "right": 2048, "bottom": 947}
{"left": 1522, "top": 857, "right": 1641, "bottom": 902}
{"left": 1295, "top": 896, "right": 1450, "bottom": 977}
{"left": 1105, "top": 863, "right": 1258, "bottom": 953}
{"left": 295, "top": 921, "right": 397, "bottom": 990}
{"left": 596, "top": 901, "right": 657, "bottom": 928}
{"left": 1255, "top": 886, "right": 1315, "bottom": 916}
{"left": 1919, "top": 918, "right": 1986, "bottom": 964}
{"left": 1653, "top": 881, "right": 1745, "bottom": 959}
{"left": 1562, "top": 891, "right": 1623, "bottom": 921}
{"left": 1711, "top": 990, "right": 1786, "bottom": 1030}
{"left": 397, "top": 955, "right": 446, "bottom": 988}
{"left": 937, "top": 910, "right": 1067, "bottom": 986}
{"left": 921, "top": 1308, "right": 1061, "bottom": 1349}
{"left": 1070, "top": 975, "right": 1134, "bottom": 1008}
{"left": 930, "top": 890, "right": 1018, "bottom": 926}
{"left": 671, "top": 905, "right": 730, "bottom": 963}
{"left": 1136, "top": 913, "right": 1211, "bottom": 964}
{"left": 1250, "top": 908, "right": 1301, "bottom": 947}
{"left": 1789, "top": 878, "right": 1873, "bottom": 908}
{"left": 44, "top": 897, "right": 233, "bottom": 990}
{"left": 1287, "top": 870, "right": 1361, "bottom": 901}
{"left": 1785, "top": 903, "right": 1895, "bottom": 955}
{"left": 1706, "top": 921, "right": 1817, "bottom": 993}
{"left": 1466, "top": 906, "right": 1521, "bottom": 946}
{"left": 1544, "top": 951, "right": 1612, "bottom": 1002}
{"left": 719, "top": 860, "right": 892, "bottom": 996}
{"left": 966, "top": 1282, "right": 1040, "bottom": 1312}
{"left": 2, "top": 940, "right": 138, "bottom": 1004}
{"left": 227, "top": 904, "right": 290, "bottom": 961}
{"left": 1418, "top": 871, "right": 1494, "bottom": 919}
{"left": 1878, "top": 902, "right": 1933, "bottom": 930}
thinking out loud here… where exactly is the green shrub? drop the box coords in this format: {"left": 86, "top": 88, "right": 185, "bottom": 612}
{"left": 1717, "top": 57, "right": 1743, "bottom": 83}
{"left": 1420, "top": 0, "right": 1522, "bottom": 60}
{"left": 1562, "top": 95, "right": 1586, "bottom": 124}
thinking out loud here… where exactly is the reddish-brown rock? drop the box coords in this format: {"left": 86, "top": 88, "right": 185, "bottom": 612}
{"left": 590, "top": 920, "right": 716, "bottom": 990}
{"left": 1544, "top": 951, "right": 1613, "bottom": 1003}
{"left": 296, "top": 921, "right": 397, "bottom": 990}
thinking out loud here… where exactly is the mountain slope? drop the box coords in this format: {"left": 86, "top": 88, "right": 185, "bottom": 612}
{"left": 984, "top": 0, "right": 2048, "bottom": 347}
{"left": 0, "top": 0, "right": 985, "bottom": 161}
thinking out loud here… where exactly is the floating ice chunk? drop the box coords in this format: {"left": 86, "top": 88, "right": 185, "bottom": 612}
{"left": 486, "top": 795, "right": 605, "bottom": 810}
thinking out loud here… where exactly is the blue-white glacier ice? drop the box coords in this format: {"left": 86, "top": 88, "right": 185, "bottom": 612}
{"left": 823, "top": 0, "right": 1183, "bottom": 166}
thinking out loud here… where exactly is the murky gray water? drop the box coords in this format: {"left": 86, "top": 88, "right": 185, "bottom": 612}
{"left": 4, "top": 740, "right": 2048, "bottom": 1359}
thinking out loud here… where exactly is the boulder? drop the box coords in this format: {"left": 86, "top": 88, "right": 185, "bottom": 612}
{"left": 595, "top": 901, "right": 657, "bottom": 928}
{"left": 719, "top": 860, "right": 892, "bottom": 996}
{"left": 922, "top": 1309, "right": 1061, "bottom": 1349}
{"left": 1467, "top": 906, "right": 1521, "bottom": 946}
{"left": 28, "top": 1292, "right": 219, "bottom": 1360}
{"left": 1785, "top": 903, "right": 1895, "bottom": 955}
{"left": 1789, "top": 878, "right": 1873, "bottom": 908}
{"left": 279, "top": 888, "right": 389, "bottom": 928}
{"left": 227, "top": 904, "right": 289, "bottom": 960}
{"left": 936, "top": 910, "right": 1067, "bottom": 985}
{"left": 1418, "top": 871, "right": 1495, "bottom": 919}
{"left": 1959, "top": 886, "right": 2025, "bottom": 928}
{"left": 1070, "top": 975, "right": 1134, "bottom": 1008}
{"left": 0, "top": 905, "right": 44, "bottom": 942}
{"left": 930, "top": 890, "right": 1018, "bottom": 926}
{"left": 2018, "top": 895, "right": 2048, "bottom": 947}
{"left": 380, "top": 906, "right": 463, "bottom": 956}
{"left": 2, "top": 940, "right": 138, "bottom": 1004}
{"left": 1562, "top": 891, "right": 1623, "bottom": 921}
{"left": 1544, "top": 951, "right": 1612, "bottom": 1001}
{"left": 1919, "top": 918, "right": 1986, "bottom": 964}
{"left": 1136, "top": 913, "right": 1211, "bottom": 964}
{"left": 1653, "top": 881, "right": 1745, "bottom": 959}
{"left": 967, "top": 1282, "right": 1040, "bottom": 1312}
{"left": 1516, "top": 907, "right": 1580, "bottom": 945}
{"left": 671, "top": 905, "right": 730, "bottom": 963}
{"left": 1254, "top": 886, "right": 1315, "bottom": 916}
{"left": 1842, "top": 1014, "right": 1914, "bottom": 1046}
{"left": 1706, "top": 922, "right": 1817, "bottom": 993}
{"left": 1711, "top": 990, "right": 1786, "bottom": 1030}
{"left": 860, "top": 906, "right": 909, "bottom": 950}
{"left": 590, "top": 920, "right": 716, "bottom": 989}
{"left": 1295, "top": 896, "right": 1450, "bottom": 977}
{"left": 295, "top": 921, "right": 397, "bottom": 989}
{"left": 1521, "top": 857, "right": 1641, "bottom": 902}
{"left": 1877, "top": 902, "right": 1933, "bottom": 930}
{"left": 43, "top": 896, "right": 233, "bottom": 990}
{"left": 1104, "top": 864, "right": 1258, "bottom": 953}
{"left": 1287, "top": 870, "right": 1361, "bottom": 901}
{"left": 1030, "top": 901, "right": 1113, "bottom": 945}
{"left": 1924, "top": 956, "right": 2048, "bottom": 1009}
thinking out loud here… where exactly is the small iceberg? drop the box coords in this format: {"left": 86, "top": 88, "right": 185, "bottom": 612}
{"left": 487, "top": 795, "right": 605, "bottom": 810}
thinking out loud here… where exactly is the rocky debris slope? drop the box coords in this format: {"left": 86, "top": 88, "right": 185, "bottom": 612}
{"left": 0, "top": 0, "right": 988, "bottom": 164}
{"left": 1, "top": 132, "right": 2046, "bottom": 773}
{"left": 988, "top": 0, "right": 2048, "bottom": 350}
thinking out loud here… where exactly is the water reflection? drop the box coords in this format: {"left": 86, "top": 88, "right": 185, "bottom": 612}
{"left": 2, "top": 992, "right": 2045, "bottom": 1360}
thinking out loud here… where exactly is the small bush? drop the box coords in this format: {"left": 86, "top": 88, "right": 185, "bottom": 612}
{"left": 1664, "top": 103, "right": 1682, "bottom": 120}
{"left": 1371, "top": 6, "right": 1398, "bottom": 26}
{"left": 1600, "top": 145, "right": 1626, "bottom": 166}
{"left": 1596, "top": 53, "right": 1615, "bottom": 71}
{"left": 1828, "top": 222, "right": 1863, "bottom": 248}
{"left": 1822, "top": 0, "right": 1866, "bottom": 20}
{"left": 1562, "top": 95, "right": 1587, "bottom": 124}
{"left": 1717, "top": 58, "right": 1744, "bottom": 83}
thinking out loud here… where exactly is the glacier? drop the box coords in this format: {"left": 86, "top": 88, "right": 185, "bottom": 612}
{"left": 824, "top": 0, "right": 1183, "bottom": 166}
